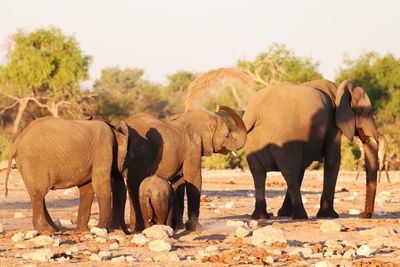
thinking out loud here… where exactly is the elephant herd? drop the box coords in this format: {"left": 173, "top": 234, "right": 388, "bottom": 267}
{"left": 4, "top": 77, "right": 380, "bottom": 234}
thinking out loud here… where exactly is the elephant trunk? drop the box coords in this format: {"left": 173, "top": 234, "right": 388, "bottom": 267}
{"left": 217, "top": 105, "right": 247, "bottom": 152}
{"left": 362, "top": 138, "right": 378, "bottom": 218}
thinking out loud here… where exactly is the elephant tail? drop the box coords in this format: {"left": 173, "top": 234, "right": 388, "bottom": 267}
{"left": 4, "top": 143, "right": 17, "bottom": 197}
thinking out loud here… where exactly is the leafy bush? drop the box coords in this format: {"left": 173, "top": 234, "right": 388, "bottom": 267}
{"left": 202, "top": 149, "right": 248, "bottom": 170}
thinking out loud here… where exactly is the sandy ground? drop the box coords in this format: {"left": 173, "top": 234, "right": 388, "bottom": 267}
{"left": 0, "top": 167, "right": 400, "bottom": 266}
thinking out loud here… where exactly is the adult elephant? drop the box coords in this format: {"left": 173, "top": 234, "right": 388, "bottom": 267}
{"left": 110, "top": 106, "right": 246, "bottom": 232}
{"left": 244, "top": 79, "right": 378, "bottom": 220}
{"left": 4, "top": 117, "right": 130, "bottom": 233}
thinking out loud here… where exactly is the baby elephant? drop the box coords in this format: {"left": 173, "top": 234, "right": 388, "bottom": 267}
{"left": 139, "top": 175, "right": 175, "bottom": 228}
{"left": 4, "top": 117, "right": 129, "bottom": 233}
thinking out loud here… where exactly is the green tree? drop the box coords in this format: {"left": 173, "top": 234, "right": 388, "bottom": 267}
{"left": 94, "top": 67, "right": 163, "bottom": 124}
{"left": 0, "top": 27, "right": 91, "bottom": 136}
{"left": 238, "top": 43, "right": 322, "bottom": 89}
{"left": 336, "top": 52, "right": 400, "bottom": 167}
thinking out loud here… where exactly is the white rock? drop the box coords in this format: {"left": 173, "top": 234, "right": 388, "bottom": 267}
{"left": 264, "top": 255, "right": 274, "bottom": 264}
{"left": 310, "top": 253, "right": 323, "bottom": 259}
{"left": 223, "top": 200, "right": 234, "bottom": 209}
{"left": 143, "top": 225, "right": 174, "bottom": 239}
{"left": 98, "top": 250, "right": 111, "bottom": 260}
{"left": 356, "top": 245, "right": 371, "bottom": 257}
{"left": 349, "top": 209, "right": 360, "bottom": 215}
{"left": 95, "top": 237, "right": 107, "bottom": 243}
{"left": 196, "top": 250, "right": 211, "bottom": 260}
{"left": 205, "top": 245, "right": 219, "bottom": 252}
{"left": 14, "top": 212, "right": 26, "bottom": 219}
{"left": 111, "top": 255, "right": 126, "bottom": 262}
{"left": 251, "top": 226, "right": 287, "bottom": 246}
{"left": 89, "top": 254, "right": 102, "bottom": 261}
{"left": 131, "top": 233, "right": 149, "bottom": 246}
{"left": 226, "top": 220, "right": 245, "bottom": 227}
{"left": 30, "top": 235, "right": 55, "bottom": 246}
{"left": 214, "top": 209, "right": 221, "bottom": 214}
{"left": 69, "top": 246, "right": 80, "bottom": 253}
{"left": 325, "top": 239, "right": 343, "bottom": 250}
{"left": 22, "top": 248, "right": 53, "bottom": 262}
{"left": 154, "top": 253, "right": 180, "bottom": 262}
{"left": 315, "top": 261, "right": 333, "bottom": 267}
{"left": 11, "top": 232, "right": 25, "bottom": 242}
{"left": 320, "top": 221, "right": 342, "bottom": 233}
{"left": 88, "top": 218, "right": 98, "bottom": 227}
{"left": 109, "top": 242, "right": 119, "bottom": 249}
{"left": 343, "top": 249, "right": 355, "bottom": 259}
{"left": 90, "top": 227, "right": 107, "bottom": 237}
{"left": 126, "top": 256, "right": 137, "bottom": 262}
{"left": 298, "top": 247, "right": 313, "bottom": 259}
{"left": 359, "top": 227, "right": 390, "bottom": 237}
{"left": 15, "top": 242, "right": 27, "bottom": 249}
{"left": 235, "top": 226, "right": 250, "bottom": 238}
{"left": 148, "top": 239, "right": 171, "bottom": 252}
{"left": 25, "top": 230, "right": 39, "bottom": 240}
{"left": 108, "top": 234, "right": 125, "bottom": 243}
{"left": 52, "top": 238, "right": 62, "bottom": 247}
{"left": 58, "top": 219, "right": 73, "bottom": 226}
{"left": 248, "top": 220, "right": 258, "bottom": 229}
{"left": 56, "top": 256, "right": 69, "bottom": 263}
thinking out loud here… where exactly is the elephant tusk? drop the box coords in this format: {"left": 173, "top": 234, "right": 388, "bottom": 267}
{"left": 231, "top": 151, "right": 237, "bottom": 157}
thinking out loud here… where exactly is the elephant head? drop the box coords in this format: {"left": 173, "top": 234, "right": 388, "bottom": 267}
{"left": 335, "top": 80, "right": 378, "bottom": 218}
{"left": 182, "top": 106, "right": 247, "bottom": 156}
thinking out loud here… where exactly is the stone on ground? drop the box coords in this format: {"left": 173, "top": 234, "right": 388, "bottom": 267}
{"left": 251, "top": 226, "right": 287, "bottom": 246}
{"left": 143, "top": 225, "right": 174, "bottom": 239}
{"left": 14, "top": 212, "right": 26, "bottom": 219}
{"left": 235, "top": 226, "right": 250, "bottom": 237}
{"left": 356, "top": 245, "right": 371, "bottom": 257}
{"left": 30, "top": 235, "right": 55, "bottom": 246}
{"left": 131, "top": 233, "right": 149, "bottom": 246}
{"left": 315, "top": 261, "right": 333, "bottom": 267}
{"left": 22, "top": 248, "right": 53, "bottom": 262}
{"left": 11, "top": 232, "right": 25, "bottom": 242}
{"left": 226, "top": 220, "right": 245, "bottom": 227}
{"left": 90, "top": 227, "right": 107, "bottom": 237}
{"left": 25, "top": 230, "right": 38, "bottom": 240}
{"left": 148, "top": 239, "right": 172, "bottom": 252}
{"left": 320, "top": 221, "right": 342, "bottom": 233}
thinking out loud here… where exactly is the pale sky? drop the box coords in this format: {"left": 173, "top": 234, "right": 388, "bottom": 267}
{"left": 1, "top": 0, "right": 399, "bottom": 86}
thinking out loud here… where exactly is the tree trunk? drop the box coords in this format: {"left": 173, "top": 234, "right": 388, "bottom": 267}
{"left": 12, "top": 98, "right": 29, "bottom": 137}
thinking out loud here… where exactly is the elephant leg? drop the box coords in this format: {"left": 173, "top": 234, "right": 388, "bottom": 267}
{"left": 174, "top": 184, "right": 185, "bottom": 230}
{"left": 153, "top": 200, "right": 168, "bottom": 225}
{"left": 278, "top": 168, "right": 306, "bottom": 217}
{"left": 43, "top": 201, "right": 60, "bottom": 232}
{"left": 77, "top": 182, "right": 94, "bottom": 232}
{"left": 166, "top": 205, "right": 173, "bottom": 227}
{"left": 92, "top": 172, "right": 112, "bottom": 229}
{"left": 28, "top": 189, "right": 54, "bottom": 232}
{"left": 140, "top": 197, "right": 153, "bottom": 229}
{"left": 127, "top": 177, "right": 144, "bottom": 232}
{"left": 279, "top": 167, "right": 308, "bottom": 219}
{"left": 109, "top": 175, "right": 127, "bottom": 231}
{"left": 317, "top": 131, "right": 341, "bottom": 218}
{"left": 247, "top": 154, "right": 269, "bottom": 219}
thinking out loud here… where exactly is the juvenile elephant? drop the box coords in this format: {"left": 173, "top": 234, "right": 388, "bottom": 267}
{"left": 244, "top": 79, "right": 379, "bottom": 219}
{"left": 4, "top": 117, "right": 129, "bottom": 233}
{"left": 111, "top": 106, "right": 246, "bottom": 232}
{"left": 139, "top": 175, "right": 175, "bottom": 228}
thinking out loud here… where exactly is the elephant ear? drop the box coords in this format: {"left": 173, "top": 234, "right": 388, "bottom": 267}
{"left": 351, "top": 86, "right": 379, "bottom": 141}
{"left": 335, "top": 80, "right": 356, "bottom": 140}
{"left": 184, "top": 112, "right": 215, "bottom": 157}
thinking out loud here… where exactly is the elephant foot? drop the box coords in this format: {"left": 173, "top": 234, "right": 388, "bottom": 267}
{"left": 361, "top": 212, "right": 372, "bottom": 219}
{"left": 316, "top": 208, "right": 339, "bottom": 218}
{"left": 292, "top": 205, "right": 308, "bottom": 220}
{"left": 77, "top": 224, "right": 90, "bottom": 232}
{"left": 277, "top": 206, "right": 292, "bottom": 217}
{"left": 185, "top": 220, "right": 203, "bottom": 232}
{"left": 174, "top": 220, "right": 185, "bottom": 231}
{"left": 251, "top": 209, "right": 270, "bottom": 220}
{"left": 35, "top": 224, "right": 57, "bottom": 234}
